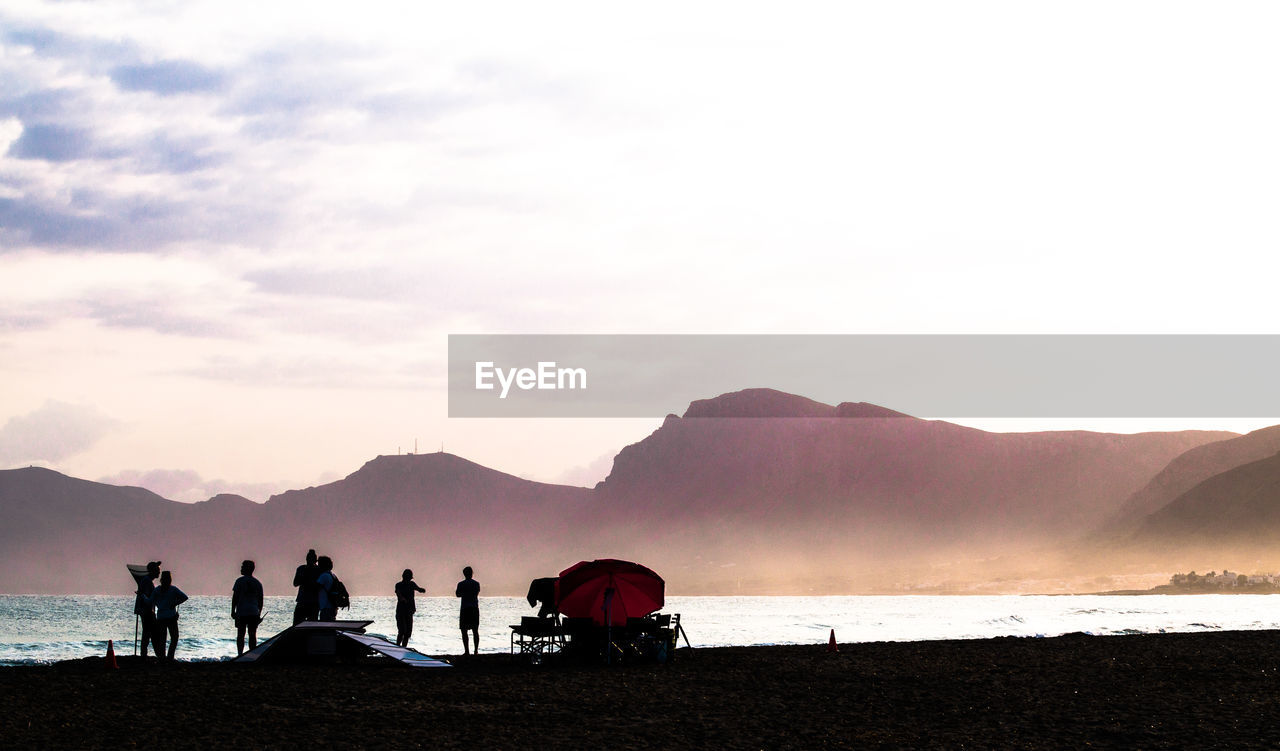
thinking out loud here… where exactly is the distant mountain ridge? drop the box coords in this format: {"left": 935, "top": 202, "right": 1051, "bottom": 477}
{"left": 0, "top": 455, "right": 595, "bottom": 597}
{"left": 597, "top": 390, "right": 1235, "bottom": 585}
{"left": 0, "top": 388, "right": 1255, "bottom": 596}
{"left": 1104, "top": 425, "right": 1280, "bottom": 532}
{"left": 1130, "top": 451, "right": 1280, "bottom": 543}
{"left": 681, "top": 388, "right": 913, "bottom": 419}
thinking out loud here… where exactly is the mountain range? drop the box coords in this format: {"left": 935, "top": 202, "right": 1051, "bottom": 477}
{"left": 1, "top": 388, "right": 1276, "bottom": 596}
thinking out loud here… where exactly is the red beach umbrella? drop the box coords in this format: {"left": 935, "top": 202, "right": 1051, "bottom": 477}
{"left": 556, "top": 559, "right": 665, "bottom": 627}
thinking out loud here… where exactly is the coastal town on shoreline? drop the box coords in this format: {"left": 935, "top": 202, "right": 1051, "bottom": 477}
{"left": 1102, "top": 570, "right": 1280, "bottom": 596}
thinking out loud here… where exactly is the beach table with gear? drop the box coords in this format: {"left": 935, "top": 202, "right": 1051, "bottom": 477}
{"left": 511, "top": 559, "right": 687, "bottom": 664}
{"left": 235, "top": 620, "right": 451, "bottom": 667}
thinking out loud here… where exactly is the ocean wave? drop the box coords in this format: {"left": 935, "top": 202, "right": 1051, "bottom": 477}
{"left": 1, "top": 594, "right": 1276, "bottom": 662}
{"left": 983, "top": 615, "right": 1026, "bottom": 626}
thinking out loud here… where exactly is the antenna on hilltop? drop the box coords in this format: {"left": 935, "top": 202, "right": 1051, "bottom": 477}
{"left": 414, "top": 438, "right": 418, "bottom": 455}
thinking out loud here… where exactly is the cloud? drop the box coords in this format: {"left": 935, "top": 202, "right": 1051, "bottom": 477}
{"left": 98, "top": 467, "right": 201, "bottom": 498}
{"left": 0, "top": 22, "right": 134, "bottom": 73}
{"left": 0, "top": 194, "right": 177, "bottom": 250}
{"left": 6, "top": 124, "right": 97, "bottom": 161}
{"left": 0, "top": 117, "right": 221, "bottom": 173}
{"left": 0, "top": 19, "right": 258, "bottom": 252}
{"left": 0, "top": 6, "right": 598, "bottom": 259}
{"left": 110, "top": 59, "right": 226, "bottom": 95}
{"left": 0, "top": 56, "right": 365, "bottom": 253}
{"left": 82, "top": 294, "right": 241, "bottom": 338}
{"left": 552, "top": 452, "right": 616, "bottom": 488}
{"left": 0, "top": 182, "right": 278, "bottom": 252}
{"left": 240, "top": 261, "right": 643, "bottom": 335}
{"left": 96, "top": 467, "right": 279, "bottom": 503}
{"left": 0, "top": 401, "right": 120, "bottom": 466}
{"left": 0, "top": 308, "right": 56, "bottom": 331}
{"left": 0, "top": 250, "right": 257, "bottom": 338}
{"left": 0, "top": 89, "right": 79, "bottom": 123}
{"left": 244, "top": 265, "right": 440, "bottom": 301}
{"left": 137, "top": 133, "right": 227, "bottom": 173}
{"left": 173, "top": 353, "right": 432, "bottom": 390}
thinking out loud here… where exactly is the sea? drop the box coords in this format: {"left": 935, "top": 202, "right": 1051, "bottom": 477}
{"left": 3, "top": 594, "right": 1280, "bottom": 666}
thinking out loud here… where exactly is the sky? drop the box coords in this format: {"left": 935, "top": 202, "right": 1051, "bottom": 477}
{"left": 2, "top": 2, "right": 1279, "bottom": 501}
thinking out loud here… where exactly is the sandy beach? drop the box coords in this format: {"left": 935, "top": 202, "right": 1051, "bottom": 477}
{"left": 4, "top": 630, "right": 1280, "bottom": 749}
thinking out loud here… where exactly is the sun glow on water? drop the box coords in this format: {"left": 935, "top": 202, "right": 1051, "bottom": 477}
{"left": 3, "top": 594, "right": 1279, "bottom": 666}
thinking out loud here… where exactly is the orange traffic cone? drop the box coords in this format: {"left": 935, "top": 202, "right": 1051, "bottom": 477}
{"left": 827, "top": 629, "right": 839, "bottom": 653}
{"left": 105, "top": 639, "right": 119, "bottom": 669}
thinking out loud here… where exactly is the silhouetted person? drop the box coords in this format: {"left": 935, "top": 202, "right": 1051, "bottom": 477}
{"left": 456, "top": 566, "right": 480, "bottom": 655}
{"left": 395, "top": 569, "right": 425, "bottom": 648}
{"left": 293, "top": 549, "right": 319, "bottom": 625}
{"left": 232, "top": 560, "right": 264, "bottom": 656}
{"left": 147, "top": 570, "right": 188, "bottom": 661}
{"left": 316, "top": 556, "right": 338, "bottom": 621}
{"left": 133, "top": 561, "right": 162, "bottom": 659}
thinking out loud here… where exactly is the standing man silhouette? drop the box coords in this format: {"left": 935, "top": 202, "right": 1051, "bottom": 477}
{"left": 147, "top": 570, "right": 188, "bottom": 661}
{"left": 232, "top": 560, "right": 264, "bottom": 655}
{"left": 293, "top": 549, "right": 319, "bottom": 625}
{"left": 455, "top": 566, "right": 480, "bottom": 655}
{"left": 132, "top": 561, "right": 162, "bottom": 659}
{"left": 395, "top": 569, "right": 426, "bottom": 648}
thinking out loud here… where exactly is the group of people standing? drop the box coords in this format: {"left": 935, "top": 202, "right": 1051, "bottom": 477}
{"left": 287, "top": 550, "right": 482, "bottom": 655}
{"left": 131, "top": 561, "right": 190, "bottom": 661}
{"left": 134, "top": 551, "right": 484, "bottom": 660}
{"left": 288, "top": 549, "right": 344, "bottom": 625}
{"left": 394, "top": 564, "right": 480, "bottom": 654}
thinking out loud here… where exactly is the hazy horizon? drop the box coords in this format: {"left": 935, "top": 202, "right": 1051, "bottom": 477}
{"left": 4, "top": 3, "right": 1280, "bottom": 503}
{"left": 4, "top": 404, "right": 1275, "bottom": 504}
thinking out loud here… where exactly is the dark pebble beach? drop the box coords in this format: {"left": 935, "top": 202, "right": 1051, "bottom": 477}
{"left": 5, "top": 631, "right": 1280, "bottom": 749}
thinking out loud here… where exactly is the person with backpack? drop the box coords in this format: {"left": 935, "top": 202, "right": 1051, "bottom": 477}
{"left": 316, "top": 556, "right": 348, "bottom": 620}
